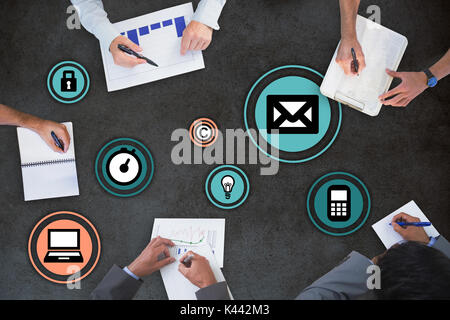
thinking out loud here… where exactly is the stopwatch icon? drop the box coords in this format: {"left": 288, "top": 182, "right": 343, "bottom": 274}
{"left": 106, "top": 147, "right": 142, "bottom": 186}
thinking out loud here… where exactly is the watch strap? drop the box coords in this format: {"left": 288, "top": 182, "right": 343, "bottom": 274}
{"left": 423, "top": 68, "right": 434, "bottom": 79}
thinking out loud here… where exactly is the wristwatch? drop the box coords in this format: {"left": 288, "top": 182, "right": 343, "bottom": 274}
{"left": 423, "top": 68, "right": 438, "bottom": 87}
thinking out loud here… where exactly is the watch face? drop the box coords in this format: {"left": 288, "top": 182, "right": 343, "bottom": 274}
{"left": 106, "top": 148, "right": 142, "bottom": 186}
{"left": 428, "top": 77, "right": 438, "bottom": 87}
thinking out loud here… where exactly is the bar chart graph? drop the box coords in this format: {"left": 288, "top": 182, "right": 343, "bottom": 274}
{"left": 172, "top": 245, "right": 215, "bottom": 258}
{"left": 100, "top": 3, "right": 205, "bottom": 91}
{"left": 120, "top": 16, "right": 187, "bottom": 46}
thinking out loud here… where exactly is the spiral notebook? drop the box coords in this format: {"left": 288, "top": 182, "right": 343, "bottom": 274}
{"left": 16, "top": 122, "right": 79, "bottom": 201}
{"left": 320, "top": 15, "right": 408, "bottom": 116}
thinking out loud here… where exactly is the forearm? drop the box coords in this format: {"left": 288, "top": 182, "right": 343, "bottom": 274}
{"left": 339, "top": 0, "right": 360, "bottom": 40}
{"left": 195, "top": 281, "right": 231, "bottom": 300}
{"left": 70, "top": 0, "right": 119, "bottom": 48}
{"left": 91, "top": 265, "right": 142, "bottom": 300}
{"left": 0, "top": 104, "right": 42, "bottom": 130}
{"left": 429, "top": 49, "right": 450, "bottom": 80}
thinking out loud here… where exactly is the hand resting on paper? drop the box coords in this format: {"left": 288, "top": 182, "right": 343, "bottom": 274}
{"left": 180, "top": 21, "right": 213, "bottom": 55}
{"left": 127, "top": 236, "right": 176, "bottom": 278}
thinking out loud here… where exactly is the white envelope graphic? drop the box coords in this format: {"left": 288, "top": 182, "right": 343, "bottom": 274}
{"left": 267, "top": 95, "right": 319, "bottom": 134}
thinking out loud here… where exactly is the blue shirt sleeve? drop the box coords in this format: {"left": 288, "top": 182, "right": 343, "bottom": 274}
{"left": 122, "top": 266, "right": 140, "bottom": 280}
{"left": 428, "top": 236, "right": 437, "bottom": 247}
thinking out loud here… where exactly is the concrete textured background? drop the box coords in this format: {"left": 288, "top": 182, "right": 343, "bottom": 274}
{"left": 0, "top": 0, "right": 449, "bottom": 299}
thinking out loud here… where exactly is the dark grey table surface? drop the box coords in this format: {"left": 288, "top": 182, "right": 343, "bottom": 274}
{"left": 0, "top": 0, "right": 449, "bottom": 299}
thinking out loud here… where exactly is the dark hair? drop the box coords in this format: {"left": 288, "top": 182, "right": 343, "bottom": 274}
{"left": 376, "top": 241, "right": 450, "bottom": 300}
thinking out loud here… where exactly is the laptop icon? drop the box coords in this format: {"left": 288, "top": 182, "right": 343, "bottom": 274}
{"left": 43, "top": 229, "right": 83, "bottom": 263}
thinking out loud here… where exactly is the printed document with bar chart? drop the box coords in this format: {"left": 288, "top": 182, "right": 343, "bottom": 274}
{"left": 100, "top": 3, "right": 205, "bottom": 91}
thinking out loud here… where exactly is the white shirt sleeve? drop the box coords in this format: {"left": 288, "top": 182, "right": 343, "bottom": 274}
{"left": 70, "top": 0, "right": 120, "bottom": 48}
{"left": 192, "top": 0, "right": 227, "bottom": 30}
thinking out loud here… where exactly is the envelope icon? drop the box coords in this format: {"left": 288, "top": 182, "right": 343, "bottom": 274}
{"left": 266, "top": 95, "right": 319, "bottom": 134}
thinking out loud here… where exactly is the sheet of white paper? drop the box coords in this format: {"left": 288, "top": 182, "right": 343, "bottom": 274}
{"left": 100, "top": 2, "right": 205, "bottom": 91}
{"left": 16, "top": 122, "right": 79, "bottom": 201}
{"left": 371, "top": 200, "right": 440, "bottom": 249}
{"left": 21, "top": 162, "right": 79, "bottom": 201}
{"left": 151, "top": 218, "right": 225, "bottom": 267}
{"left": 320, "top": 15, "right": 408, "bottom": 116}
{"left": 160, "top": 244, "right": 232, "bottom": 300}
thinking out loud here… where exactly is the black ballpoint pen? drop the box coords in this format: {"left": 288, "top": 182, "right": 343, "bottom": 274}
{"left": 351, "top": 47, "right": 359, "bottom": 74}
{"left": 51, "top": 131, "right": 64, "bottom": 151}
{"left": 118, "top": 44, "right": 158, "bottom": 67}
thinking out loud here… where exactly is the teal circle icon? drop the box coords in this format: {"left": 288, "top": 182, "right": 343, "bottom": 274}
{"left": 101, "top": 145, "right": 147, "bottom": 191}
{"left": 205, "top": 165, "right": 250, "bottom": 210}
{"left": 255, "top": 76, "right": 331, "bottom": 152}
{"left": 244, "top": 65, "right": 342, "bottom": 163}
{"left": 47, "top": 61, "right": 90, "bottom": 104}
{"left": 95, "top": 138, "right": 154, "bottom": 197}
{"left": 307, "top": 172, "right": 371, "bottom": 236}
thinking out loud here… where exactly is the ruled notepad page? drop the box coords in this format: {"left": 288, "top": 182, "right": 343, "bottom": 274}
{"left": 16, "top": 122, "right": 79, "bottom": 201}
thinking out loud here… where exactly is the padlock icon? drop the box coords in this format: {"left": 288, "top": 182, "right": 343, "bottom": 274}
{"left": 61, "top": 70, "right": 77, "bottom": 92}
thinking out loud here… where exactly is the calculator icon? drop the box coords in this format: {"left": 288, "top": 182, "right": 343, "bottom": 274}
{"left": 327, "top": 185, "right": 351, "bottom": 221}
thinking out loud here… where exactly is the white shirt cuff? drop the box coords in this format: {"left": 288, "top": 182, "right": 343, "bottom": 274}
{"left": 192, "top": 0, "right": 225, "bottom": 30}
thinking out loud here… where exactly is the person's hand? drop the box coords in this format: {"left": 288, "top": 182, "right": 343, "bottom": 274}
{"left": 34, "top": 120, "right": 70, "bottom": 153}
{"left": 379, "top": 69, "right": 428, "bottom": 107}
{"left": 180, "top": 21, "right": 213, "bottom": 55}
{"left": 391, "top": 212, "right": 430, "bottom": 243}
{"left": 178, "top": 251, "right": 217, "bottom": 288}
{"left": 109, "top": 35, "right": 147, "bottom": 68}
{"left": 127, "top": 237, "right": 176, "bottom": 278}
{"left": 336, "top": 37, "right": 366, "bottom": 75}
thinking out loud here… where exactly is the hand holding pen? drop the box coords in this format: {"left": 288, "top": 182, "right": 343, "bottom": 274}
{"left": 109, "top": 35, "right": 157, "bottom": 68}
{"left": 178, "top": 251, "right": 217, "bottom": 288}
{"left": 117, "top": 44, "right": 158, "bottom": 67}
{"left": 335, "top": 37, "right": 366, "bottom": 75}
{"left": 390, "top": 212, "right": 431, "bottom": 243}
{"left": 33, "top": 120, "right": 70, "bottom": 153}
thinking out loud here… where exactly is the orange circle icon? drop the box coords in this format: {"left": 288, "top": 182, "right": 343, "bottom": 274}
{"left": 28, "top": 211, "right": 101, "bottom": 284}
{"left": 189, "top": 118, "right": 218, "bottom": 147}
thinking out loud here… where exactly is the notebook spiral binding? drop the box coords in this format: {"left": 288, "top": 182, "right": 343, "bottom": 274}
{"left": 21, "top": 159, "right": 76, "bottom": 168}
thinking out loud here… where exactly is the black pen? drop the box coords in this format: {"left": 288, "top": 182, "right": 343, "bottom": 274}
{"left": 351, "top": 47, "right": 359, "bottom": 74}
{"left": 182, "top": 254, "right": 194, "bottom": 268}
{"left": 51, "top": 131, "right": 64, "bottom": 151}
{"left": 118, "top": 44, "right": 158, "bottom": 67}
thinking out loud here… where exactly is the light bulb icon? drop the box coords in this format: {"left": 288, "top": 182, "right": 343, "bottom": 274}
{"left": 221, "top": 175, "right": 235, "bottom": 200}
